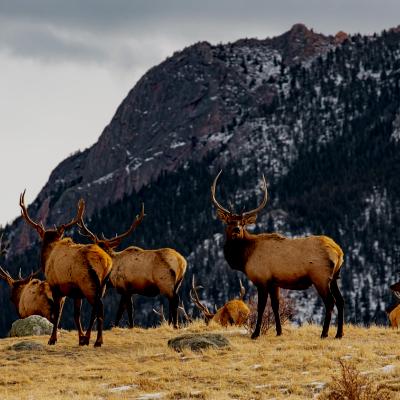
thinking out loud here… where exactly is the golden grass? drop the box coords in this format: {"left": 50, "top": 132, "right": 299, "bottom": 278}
{"left": 0, "top": 322, "right": 400, "bottom": 399}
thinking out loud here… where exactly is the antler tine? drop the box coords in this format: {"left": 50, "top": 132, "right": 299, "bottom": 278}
{"left": 190, "top": 275, "right": 214, "bottom": 317}
{"left": 61, "top": 198, "right": 86, "bottom": 231}
{"left": 77, "top": 211, "right": 99, "bottom": 244}
{"left": 153, "top": 305, "right": 166, "bottom": 322}
{"left": 0, "top": 265, "right": 14, "bottom": 286}
{"left": 106, "top": 203, "right": 145, "bottom": 248}
{"left": 19, "top": 190, "right": 45, "bottom": 237}
{"left": 211, "top": 170, "right": 231, "bottom": 215}
{"left": 239, "top": 279, "right": 246, "bottom": 300}
{"left": 242, "top": 175, "right": 268, "bottom": 218}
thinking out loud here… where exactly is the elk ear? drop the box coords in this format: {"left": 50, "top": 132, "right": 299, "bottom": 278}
{"left": 244, "top": 214, "right": 257, "bottom": 225}
{"left": 216, "top": 209, "right": 231, "bottom": 223}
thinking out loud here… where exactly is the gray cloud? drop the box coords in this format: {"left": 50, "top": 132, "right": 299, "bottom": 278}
{"left": 1, "top": 0, "right": 400, "bottom": 68}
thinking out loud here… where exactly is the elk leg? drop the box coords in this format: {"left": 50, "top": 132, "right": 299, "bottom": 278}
{"left": 48, "top": 296, "right": 63, "bottom": 345}
{"left": 94, "top": 297, "right": 104, "bottom": 347}
{"left": 269, "top": 286, "right": 282, "bottom": 336}
{"left": 251, "top": 287, "right": 268, "bottom": 339}
{"left": 115, "top": 295, "right": 127, "bottom": 327}
{"left": 169, "top": 294, "right": 179, "bottom": 329}
{"left": 126, "top": 295, "right": 134, "bottom": 328}
{"left": 330, "top": 279, "right": 344, "bottom": 339}
{"left": 81, "top": 300, "right": 98, "bottom": 346}
{"left": 319, "top": 287, "right": 335, "bottom": 339}
{"left": 73, "top": 298, "right": 85, "bottom": 342}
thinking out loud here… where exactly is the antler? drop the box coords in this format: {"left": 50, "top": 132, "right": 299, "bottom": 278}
{"left": 77, "top": 213, "right": 99, "bottom": 244}
{"left": 0, "top": 266, "right": 14, "bottom": 286}
{"left": 390, "top": 281, "right": 400, "bottom": 300}
{"left": 153, "top": 304, "right": 167, "bottom": 323}
{"left": 242, "top": 175, "right": 268, "bottom": 218}
{"left": 102, "top": 203, "right": 145, "bottom": 249}
{"left": 57, "top": 199, "right": 85, "bottom": 232}
{"left": 0, "top": 233, "right": 9, "bottom": 258}
{"left": 19, "top": 190, "right": 45, "bottom": 237}
{"left": 238, "top": 279, "right": 246, "bottom": 300}
{"left": 190, "top": 275, "right": 214, "bottom": 319}
{"left": 211, "top": 170, "right": 231, "bottom": 216}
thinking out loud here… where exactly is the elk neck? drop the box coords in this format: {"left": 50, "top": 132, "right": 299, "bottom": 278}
{"left": 10, "top": 283, "right": 26, "bottom": 312}
{"left": 223, "top": 230, "right": 255, "bottom": 273}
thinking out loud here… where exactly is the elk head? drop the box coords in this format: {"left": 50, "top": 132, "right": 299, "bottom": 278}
{"left": 19, "top": 190, "right": 85, "bottom": 243}
{"left": 390, "top": 282, "right": 400, "bottom": 300}
{"left": 211, "top": 171, "right": 268, "bottom": 239}
{"left": 0, "top": 266, "right": 39, "bottom": 305}
{"left": 78, "top": 203, "right": 145, "bottom": 251}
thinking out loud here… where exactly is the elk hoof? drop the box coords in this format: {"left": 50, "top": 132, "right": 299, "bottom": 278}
{"left": 79, "top": 336, "right": 90, "bottom": 346}
{"left": 320, "top": 333, "right": 328, "bottom": 339}
{"left": 94, "top": 341, "right": 102, "bottom": 348}
{"left": 335, "top": 333, "right": 343, "bottom": 339}
{"left": 251, "top": 332, "right": 260, "bottom": 340}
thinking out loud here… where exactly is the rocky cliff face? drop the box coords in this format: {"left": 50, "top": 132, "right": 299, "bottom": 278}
{"left": 8, "top": 24, "right": 337, "bottom": 255}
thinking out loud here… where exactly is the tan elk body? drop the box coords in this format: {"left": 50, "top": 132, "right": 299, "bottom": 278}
{"left": 388, "top": 282, "right": 400, "bottom": 328}
{"left": 78, "top": 206, "right": 187, "bottom": 328}
{"left": 0, "top": 267, "right": 55, "bottom": 322}
{"left": 191, "top": 277, "right": 250, "bottom": 327}
{"left": 211, "top": 171, "right": 345, "bottom": 339}
{"left": 19, "top": 192, "right": 112, "bottom": 346}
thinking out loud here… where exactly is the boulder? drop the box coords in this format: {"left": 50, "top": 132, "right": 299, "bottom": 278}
{"left": 9, "top": 315, "right": 53, "bottom": 337}
{"left": 8, "top": 341, "right": 45, "bottom": 351}
{"left": 168, "top": 333, "right": 230, "bottom": 352}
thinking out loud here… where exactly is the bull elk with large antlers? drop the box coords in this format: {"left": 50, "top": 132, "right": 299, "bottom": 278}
{"left": 19, "top": 192, "right": 112, "bottom": 346}
{"left": 211, "top": 171, "right": 345, "bottom": 339}
{"left": 190, "top": 276, "right": 250, "bottom": 326}
{"left": 78, "top": 206, "right": 187, "bottom": 329}
{"left": 0, "top": 267, "right": 57, "bottom": 322}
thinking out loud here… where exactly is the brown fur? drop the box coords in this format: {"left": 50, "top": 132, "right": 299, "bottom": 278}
{"left": 78, "top": 208, "right": 187, "bottom": 329}
{"left": 19, "top": 194, "right": 112, "bottom": 347}
{"left": 0, "top": 268, "right": 56, "bottom": 322}
{"left": 102, "top": 246, "right": 186, "bottom": 328}
{"left": 211, "top": 300, "right": 250, "bottom": 327}
{"left": 388, "top": 304, "right": 400, "bottom": 328}
{"left": 211, "top": 173, "right": 345, "bottom": 339}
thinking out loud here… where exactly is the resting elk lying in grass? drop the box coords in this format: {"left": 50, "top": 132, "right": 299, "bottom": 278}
{"left": 19, "top": 192, "right": 112, "bottom": 347}
{"left": 0, "top": 267, "right": 56, "bottom": 322}
{"left": 190, "top": 276, "right": 250, "bottom": 326}
{"left": 211, "top": 171, "right": 345, "bottom": 339}
{"left": 78, "top": 206, "right": 187, "bottom": 329}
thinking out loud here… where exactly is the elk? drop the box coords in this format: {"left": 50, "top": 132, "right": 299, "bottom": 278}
{"left": 19, "top": 192, "right": 112, "bottom": 346}
{"left": 190, "top": 276, "right": 250, "bottom": 327}
{"left": 211, "top": 171, "right": 345, "bottom": 339}
{"left": 0, "top": 266, "right": 57, "bottom": 322}
{"left": 388, "top": 282, "right": 400, "bottom": 328}
{"left": 77, "top": 206, "right": 187, "bottom": 329}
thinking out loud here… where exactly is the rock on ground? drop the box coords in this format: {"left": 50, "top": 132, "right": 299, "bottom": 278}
{"left": 8, "top": 341, "right": 45, "bottom": 351}
{"left": 168, "top": 333, "right": 230, "bottom": 352}
{"left": 9, "top": 315, "right": 53, "bottom": 337}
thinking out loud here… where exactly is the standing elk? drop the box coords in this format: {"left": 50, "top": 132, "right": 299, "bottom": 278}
{"left": 211, "top": 171, "right": 345, "bottom": 339}
{"left": 0, "top": 267, "right": 57, "bottom": 322}
{"left": 78, "top": 206, "right": 187, "bottom": 329}
{"left": 19, "top": 192, "right": 112, "bottom": 347}
{"left": 190, "top": 276, "right": 250, "bottom": 327}
{"left": 388, "top": 282, "right": 400, "bottom": 328}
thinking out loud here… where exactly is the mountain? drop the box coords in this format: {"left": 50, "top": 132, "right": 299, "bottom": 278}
{"left": 1, "top": 24, "right": 400, "bottom": 336}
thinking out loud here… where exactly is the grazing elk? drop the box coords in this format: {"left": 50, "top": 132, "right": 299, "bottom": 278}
{"left": 0, "top": 267, "right": 57, "bottom": 322}
{"left": 211, "top": 171, "right": 345, "bottom": 339}
{"left": 190, "top": 276, "right": 250, "bottom": 327}
{"left": 19, "top": 192, "right": 112, "bottom": 346}
{"left": 78, "top": 206, "right": 187, "bottom": 329}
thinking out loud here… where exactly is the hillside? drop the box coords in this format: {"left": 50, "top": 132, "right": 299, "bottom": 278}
{"left": 1, "top": 24, "right": 400, "bottom": 336}
{"left": 0, "top": 323, "right": 399, "bottom": 399}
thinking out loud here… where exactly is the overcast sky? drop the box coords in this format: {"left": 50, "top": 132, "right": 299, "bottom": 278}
{"left": 1, "top": 0, "right": 399, "bottom": 226}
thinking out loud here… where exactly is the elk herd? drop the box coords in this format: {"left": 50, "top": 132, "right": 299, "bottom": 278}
{"left": 0, "top": 172, "right": 399, "bottom": 347}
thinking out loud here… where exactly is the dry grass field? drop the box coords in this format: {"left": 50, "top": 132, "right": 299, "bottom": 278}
{"left": 0, "top": 321, "right": 399, "bottom": 400}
